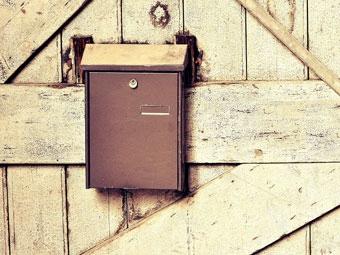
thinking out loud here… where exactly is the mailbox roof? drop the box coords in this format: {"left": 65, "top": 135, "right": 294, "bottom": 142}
{"left": 81, "top": 44, "right": 188, "bottom": 72}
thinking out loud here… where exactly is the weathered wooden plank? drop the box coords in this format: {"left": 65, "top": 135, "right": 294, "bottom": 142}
{"left": 122, "top": 0, "right": 182, "bottom": 44}
{"left": 246, "top": 0, "right": 307, "bottom": 80}
{"left": 62, "top": 0, "right": 121, "bottom": 83}
{"left": 0, "top": 167, "right": 9, "bottom": 255}
{"left": 256, "top": 226, "right": 310, "bottom": 255}
{"left": 187, "top": 81, "right": 340, "bottom": 163}
{"left": 67, "top": 166, "right": 126, "bottom": 255}
{"left": 184, "top": 0, "right": 246, "bottom": 81}
{"left": 127, "top": 190, "right": 182, "bottom": 226}
{"left": 188, "top": 164, "right": 235, "bottom": 192}
{"left": 311, "top": 207, "right": 340, "bottom": 254}
{"left": 1, "top": 81, "right": 340, "bottom": 164}
{"left": 309, "top": 0, "right": 340, "bottom": 79}
{"left": 126, "top": 165, "right": 234, "bottom": 227}
{"left": 84, "top": 203, "right": 189, "bottom": 255}
{"left": 12, "top": 36, "right": 62, "bottom": 83}
{"left": 0, "top": 0, "right": 89, "bottom": 83}
{"left": 0, "top": 85, "right": 85, "bottom": 164}
{"left": 7, "top": 166, "right": 67, "bottom": 255}
{"left": 84, "top": 163, "right": 340, "bottom": 255}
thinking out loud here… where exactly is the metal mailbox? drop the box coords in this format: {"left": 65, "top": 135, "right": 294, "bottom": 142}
{"left": 81, "top": 44, "right": 188, "bottom": 190}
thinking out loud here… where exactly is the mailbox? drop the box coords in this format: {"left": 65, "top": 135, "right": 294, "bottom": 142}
{"left": 81, "top": 44, "right": 188, "bottom": 190}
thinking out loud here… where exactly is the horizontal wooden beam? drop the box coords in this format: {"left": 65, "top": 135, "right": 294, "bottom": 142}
{"left": 83, "top": 163, "right": 340, "bottom": 254}
{"left": 1, "top": 81, "right": 340, "bottom": 164}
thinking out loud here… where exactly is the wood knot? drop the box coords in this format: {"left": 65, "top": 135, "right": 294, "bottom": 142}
{"left": 149, "top": 1, "right": 170, "bottom": 28}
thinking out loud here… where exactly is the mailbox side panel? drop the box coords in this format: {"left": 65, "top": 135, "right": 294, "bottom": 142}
{"left": 87, "top": 72, "right": 179, "bottom": 189}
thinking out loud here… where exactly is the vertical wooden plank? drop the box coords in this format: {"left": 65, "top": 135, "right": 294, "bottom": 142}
{"left": 184, "top": 0, "right": 246, "bottom": 81}
{"left": 122, "top": 0, "right": 182, "bottom": 43}
{"left": 62, "top": 0, "right": 121, "bottom": 82}
{"left": 7, "top": 166, "right": 67, "bottom": 255}
{"left": 309, "top": 0, "right": 340, "bottom": 79}
{"left": 67, "top": 166, "right": 125, "bottom": 255}
{"left": 311, "top": 208, "right": 340, "bottom": 254}
{"left": 0, "top": 167, "right": 9, "bottom": 255}
{"left": 247, "top": 0, "right": 307, "bottom": 80}
{"left": 12, "top": 35, "right": 62, "bottom": 83}
{"left": 256, "top": 226, "right": 310, "bottom": 255}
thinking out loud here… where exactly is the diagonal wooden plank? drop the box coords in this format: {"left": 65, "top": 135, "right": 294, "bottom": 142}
{"left": 82, "top": 163, "right": 340, "bottom": 255}
{"left": 256, "top": 226, "right": 310, "bottom": 255}
{"left": 0, "top": 0, "right": 90, "bottom": 83}
{"left": 1, "top": 81, "right": 340, "bottom": 164}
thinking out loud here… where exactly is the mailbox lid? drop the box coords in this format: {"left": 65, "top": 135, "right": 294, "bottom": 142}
{"left": 87, "top": 72, "right": 181, "bottom": 189}
{"left": 81, "top": 44, "right": 188, "bottom": 72}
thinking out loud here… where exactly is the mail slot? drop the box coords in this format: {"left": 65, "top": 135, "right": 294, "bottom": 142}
{"left": 81, "top": 44, "right": 188, "bottom": 190}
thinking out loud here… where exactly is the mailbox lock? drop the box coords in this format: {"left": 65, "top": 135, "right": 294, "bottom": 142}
{"left": 129, "top": 79, "right": 138, "bottom": 89}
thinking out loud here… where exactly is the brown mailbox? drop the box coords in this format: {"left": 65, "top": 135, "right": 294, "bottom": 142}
{"left": 81, "top": 44, "right": 188, "bottom": 190}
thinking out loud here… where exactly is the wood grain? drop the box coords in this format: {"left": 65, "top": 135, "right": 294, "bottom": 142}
{"left": 256, "top": 226, "right": 310, "bottom": 255}
{"left": 0, "top": 85, "right": 85, "bottom": 164}
{"left": 1, "top": 81, "right": 340, "bottom": 164}
{"left": 12, "top": 36, "right": 62, "bottom": 83}
{"left": 311, "top": 208, "right": 340, "bottom": 254}
{"left": 122, "top": 0, "right": 182, "bottom": 44}
{"left": 236, "top": 0, "right": 340, "bottom": 95}
{"left": 84, "top": 163, "right": 340, "bottom": 255}
{"left": 184, "top": 0, "right": 246, "bottom": 81}
{"left": 0, "top": 0, "right": 90, "bottom": 83}
{"left": 0, "top": 167, "right": 9, "bottom": 255}
{"left": 66, "top": 166, "right": 126, "bottom": 255}
{"left": 62, "top": 0, "right": 121, "bottom": 82}
{"left": 308, "top": 0, "right": 340, "bottom": 79}
{"left": 7, "top": 166, "right": 67, "bottom": 255}
{"left": 246, "top": 0, "right": 307, "bottom": 80}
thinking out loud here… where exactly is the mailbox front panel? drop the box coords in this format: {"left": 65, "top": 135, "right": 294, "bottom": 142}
{"left": 87, "top": 72, "right": 180, "bottom": 189}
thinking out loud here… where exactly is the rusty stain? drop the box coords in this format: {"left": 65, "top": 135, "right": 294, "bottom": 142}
{"left": 20, "top": 8, "right": 26, "bottom": 14}
{"left": 255, "top": 149, "right": 263, "bottom": 157}
{"left": 149, "top": 1, "right": 170, "bottom": 28}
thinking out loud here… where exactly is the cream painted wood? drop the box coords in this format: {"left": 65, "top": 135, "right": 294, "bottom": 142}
{"left": 62, "top": 0, "right": 121, "bottom": 82}
{"left": 0, "top": 0, "right": 89, "bottom": 83}
{"left": 127, "top": 189, "right": 182, "bottom": 226}
{"left": 184, "top": 0, "right": 246, "bottom": 81}
{"left": 186, "top": 81, "right": 340, "bottom": 163}
{"left": 308, "top": 0, "right": 340, "bottom": 79}
{"left": 236, "top": 0, "right": 340, "bottom": 95}
{"left": 12, "top": 36, "right": 62, "bottom": 83}
{"left": 67, "top": 166, "right": 126, "bottom": 255}
{"left": 126, "top": 165, "right": 234, "bottom": 227}
{"left": 0, "top": 167, "right": 9, "bottom": 255}
{"left": 256, "top": 226, "right": 310, "bottom": 255}
{"left": 122, "top": 0, "right": 182, "bottom": 44}
{"left": 247, "top": 0, "right": 307, "bottom": 80}
{"left": 311, "top": 208, "right": 340, "bottom": 254}
{"left": 0, "top": 85, "right": 85, "bottom": 164}
{"left": 1, "top": 81, "right": 340, "bottom": 164}
{"left": 83, "top": 163, "right": 340, "bottom": 255}
{"left": 7, "top": 166, "right": 67, "bottom": 255}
